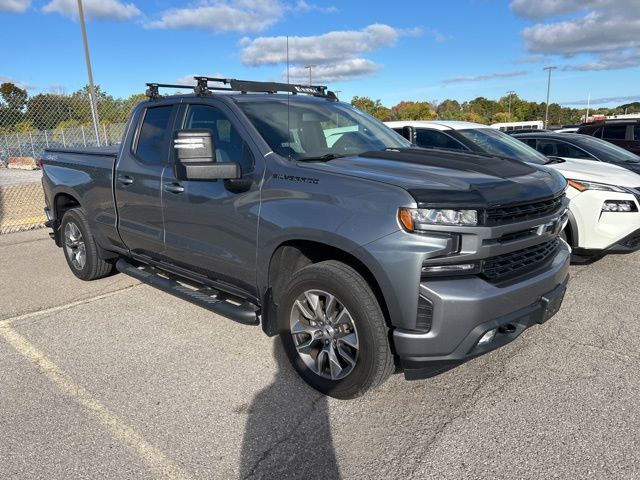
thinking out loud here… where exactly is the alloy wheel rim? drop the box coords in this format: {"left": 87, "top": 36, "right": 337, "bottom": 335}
{"left": 64, "top": 221, "right": 86, "bottom": 270}
{"left": 289, "top": 289, "right": 359, "bottom": 380}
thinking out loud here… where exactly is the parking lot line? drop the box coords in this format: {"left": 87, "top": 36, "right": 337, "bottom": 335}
{"left": 0, "top": 321, "right": 193, "bottom": 480}
{"left": 0, "top": 285, "right": 140, "bottom": 328}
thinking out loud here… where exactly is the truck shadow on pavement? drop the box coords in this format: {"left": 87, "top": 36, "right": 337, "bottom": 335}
{"left": 239, "top": 341, "right": 341, "bottom": 480}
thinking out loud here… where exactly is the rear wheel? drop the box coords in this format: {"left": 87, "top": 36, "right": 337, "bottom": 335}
{"left": 60, "top": 208, "right": 115, "bottom": 281}
{"left": 279, "top": 260, "right": 394, "bottom": 399}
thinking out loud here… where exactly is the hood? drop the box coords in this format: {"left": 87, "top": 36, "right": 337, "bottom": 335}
{"left": 299, "top": 148, "right": 566, "bottom": 207}
{"left": 550, "top": 157, "right": 640, "bottom": 188}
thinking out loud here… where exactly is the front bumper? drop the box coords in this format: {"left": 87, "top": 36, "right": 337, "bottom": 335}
{"left": 393, "top": 241, "right": 570, "bottom": 380}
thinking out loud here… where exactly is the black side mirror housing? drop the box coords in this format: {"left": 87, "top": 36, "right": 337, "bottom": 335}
{"left": 173, "top": 129, "right": 241, "bottom": 181}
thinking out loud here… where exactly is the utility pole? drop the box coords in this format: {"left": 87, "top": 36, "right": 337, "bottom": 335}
{"left": 543, "top": 66, "right": 557, "bottom": 129}
{"left": 77, "top": 0, "right": 101, "bottom": 146}
{"left": 304, "top": 64, "right": 315, "bottom": 86}
{"left": 585, "top": 92, "right": 591, "bottom": 122}
{"left": 507, "top": 90, "right": 515, "bottom": 120}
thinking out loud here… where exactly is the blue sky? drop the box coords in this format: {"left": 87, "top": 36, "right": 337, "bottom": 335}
{"left": 1, "top": 0, "right": 639, "bottom": 108}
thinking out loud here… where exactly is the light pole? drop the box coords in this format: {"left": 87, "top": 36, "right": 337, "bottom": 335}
{"left": 507, "top": 90, "right": 515, "bottom": 120}
{"left": 304, "top": 64, "right": 315, "bottom": 86}
{"left": 77, "top": 0, "right": 101, "bottom": 146}
{"left": 543, "top": 66, "right": 557, "bottom": 129}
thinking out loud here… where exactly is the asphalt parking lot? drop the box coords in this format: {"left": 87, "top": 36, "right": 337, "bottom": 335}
{"left": 1, "top": 229, "right": 639, "bottom": 479}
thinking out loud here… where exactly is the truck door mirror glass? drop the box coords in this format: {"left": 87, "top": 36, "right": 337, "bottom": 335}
{"left": 173, "top": 129, "right": 241, "bottom": 181}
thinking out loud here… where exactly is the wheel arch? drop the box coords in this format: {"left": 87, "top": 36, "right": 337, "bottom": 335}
{"left": 261, "top": 240, "right": 392, "bottom": 337}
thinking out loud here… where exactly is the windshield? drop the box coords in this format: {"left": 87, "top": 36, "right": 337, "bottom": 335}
{"left": 456, "top": 128, "right": 548, "bottom": 165}
{"left": 237, "top": 99, "right": 410, "bottom": 160}
{"left": 572, "top": 135, "right": 640, "bottom": 163}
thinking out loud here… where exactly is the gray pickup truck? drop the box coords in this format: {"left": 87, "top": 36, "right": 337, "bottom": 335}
{"left": 41, "top": 77, "right": 570, "bottom": 398}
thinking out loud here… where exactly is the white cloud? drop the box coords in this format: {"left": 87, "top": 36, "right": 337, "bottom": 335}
{"left": 562, "top": 95, "right": 640, "bottom": 106}
{"left": 443, "top": 70, "right": 528, "bottom": 84}
{"left": 0, "top": 75, "right": 35, "bottom": 90}
{"left": 175, "top": 73, "right": 227, "bottom": 85}
{"left": 293, "top": 0, "right": 337, "bottom": 14}
{"left": 147, "top": 0, "right": 284, "bottom": 34}
{"left": 241, "top": 24, "right": 404, "bottom": 66}
{"left": 0, "top": 0, "right": 30, "bottom": 13}
{"left": 284, "top": 59, "right": 381, "bottom": 83}
{"left": 42, "top": 0, "right": 141, "bottom": 20}
{"left": 511, "top": 0, "right": 640, "bottom": 71}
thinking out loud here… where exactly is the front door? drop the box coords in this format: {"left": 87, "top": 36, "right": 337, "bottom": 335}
{"left": 161, "top": 101, "right": 262, "bottom": 296}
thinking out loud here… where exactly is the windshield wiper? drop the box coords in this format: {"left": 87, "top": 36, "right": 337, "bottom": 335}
{"left": 296, "top": 153, "right": 347, "bottom": 162}
{"left": 545, "top": 156, "right": 566, "bottom": 165}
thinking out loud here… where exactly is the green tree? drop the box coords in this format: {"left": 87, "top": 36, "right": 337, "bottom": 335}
{"left": 1, "top": 83, "right": 28, "bottom": 111}
{"left": 26, "top": 94, "right": 73, "bottom": 130}
{"left": 392, "top": 101, "right": 436, "bottom": 120}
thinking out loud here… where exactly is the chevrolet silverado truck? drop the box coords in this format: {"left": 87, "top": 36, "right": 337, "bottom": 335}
{"left": 41, "top": 77, "right": 570, "bottom": 398}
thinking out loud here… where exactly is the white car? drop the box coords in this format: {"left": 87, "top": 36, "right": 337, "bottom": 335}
{"left": 386, "top": 120, "right": 640, "bottom": 261}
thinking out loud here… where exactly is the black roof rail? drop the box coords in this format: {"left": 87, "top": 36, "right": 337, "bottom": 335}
{"left": 145, "top": 77, "right": 338, "bottom": 100}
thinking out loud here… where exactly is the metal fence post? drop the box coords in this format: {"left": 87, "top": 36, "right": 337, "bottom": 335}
{"left": 44, "top": 130, "right": 50, "bottom": 148}
{"left": 16, "top": 133, "right": 23, "bottom": 157}
{"left": 3, "top": 135, "right": 10, "bottom": 166}
{"left": 81, "top": 126, "right": 87, "bottom": 147}
{"left": 61, "top": 129, "right": 66, "bottom": 147}
{"left": 103, "top": 124, "right": 108, "bottom": 145}
{"left": 29, "top": 131, "right": 36, "bottom": 157}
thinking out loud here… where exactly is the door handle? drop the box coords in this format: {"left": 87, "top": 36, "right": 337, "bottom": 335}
{"left": 117, "top": 175, "right": 134, "bottom": 186}
{"left": 164, "top": 183, "right": 185, "bottom": 194}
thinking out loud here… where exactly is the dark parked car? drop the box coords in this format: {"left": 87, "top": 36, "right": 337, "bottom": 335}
{"left": 513, "top": 132, "right": 640, "bottom": 174}
{"left": 577, "top": 119, "right": 640, "bottom": 156}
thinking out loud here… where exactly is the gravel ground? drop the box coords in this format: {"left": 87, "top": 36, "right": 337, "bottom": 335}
{"left": 0, "top": 229, "right": 639, "bottom": 479}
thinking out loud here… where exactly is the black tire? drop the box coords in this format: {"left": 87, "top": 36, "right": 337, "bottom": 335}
{"left": 279, "top": 260, "right": 394, "bottom": 399}
{"left": 60, "top": 208, "right": 115, "bottom": 281}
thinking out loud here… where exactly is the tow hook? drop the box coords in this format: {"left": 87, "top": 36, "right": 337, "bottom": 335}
{"left": 498, "top": 323, "right": 516, "bottom": 334}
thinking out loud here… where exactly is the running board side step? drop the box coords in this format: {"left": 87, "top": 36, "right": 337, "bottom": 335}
{"left": 116, "top": 259, "right": 260, "bottom": 325}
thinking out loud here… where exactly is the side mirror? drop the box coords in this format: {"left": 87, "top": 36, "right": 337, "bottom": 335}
{"left": 173, "top": 129, "right": 241, "bottom": 181}
{"left": 401, "top": 126, "right": 414, "bottom": 143}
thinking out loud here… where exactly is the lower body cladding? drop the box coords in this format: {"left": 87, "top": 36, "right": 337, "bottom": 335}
{"left": 393, "top": 242, "right": 571, "bottom": 380}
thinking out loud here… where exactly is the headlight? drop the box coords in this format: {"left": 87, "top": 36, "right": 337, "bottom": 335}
{"left": 399, "top": 207, "right": 478, "bottom": 231}
{"left": 567, "top": 179, "right": 627, "bottom": 193}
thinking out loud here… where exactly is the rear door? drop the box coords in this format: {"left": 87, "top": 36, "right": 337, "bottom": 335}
{"left": 115, "top": 102, "right": 178, "bottom": 257}
{"left": 161, "top": 101, "right": 263, "bottom": 296}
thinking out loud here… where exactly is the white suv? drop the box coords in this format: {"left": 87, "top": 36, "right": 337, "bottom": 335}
{"left": 386, "top": 120, "right": 640, "bottom": 261}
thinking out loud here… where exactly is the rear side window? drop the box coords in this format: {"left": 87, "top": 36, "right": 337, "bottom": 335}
{"left": 523, "top": 138, "right": 537, "bottom": 148}
{"left": 602, "top": 125, "right": 627, "bottom": 140}
{"left": 634, "top": 126, "right": 640, "bottom": 141}
{"left": 415, "top": 129, "right": 466, "bottom": 150}
{"left": 135, "top": 106, "right": 173, "bottom": 165}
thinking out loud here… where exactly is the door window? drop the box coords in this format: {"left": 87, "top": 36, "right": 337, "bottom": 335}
{"left": 634, "top": 125, "right": 640, "bottom": 141}
{"left": 135, "top": 105, "right": 173, "bottom": 165}
{"left": 184, "top": 105, "right": 254, "bottom": 173}
{"left": 602, "top": 125, "right": 627, "bottom": 140}
{"left": 415, "top": 129, "right": 466, "bottom": 150}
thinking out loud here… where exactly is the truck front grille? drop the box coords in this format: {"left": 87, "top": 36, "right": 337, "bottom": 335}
{"left": 485, "top": 195, "right": 563, "bottom": 225}
{"left": 481, "top": 238, "right": 560, "bottom": 282}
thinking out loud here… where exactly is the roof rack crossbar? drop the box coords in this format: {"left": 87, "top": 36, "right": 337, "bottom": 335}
{"left": 193, "top": 76, "right": 338, "bottom": 100}
{"left": 144, "top": 77, "right": 338, "bottom": 100}
{"left": 145, "top": 82, "right": 196, "bottom": 100}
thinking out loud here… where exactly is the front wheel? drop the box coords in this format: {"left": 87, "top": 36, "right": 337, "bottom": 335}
{"left": 279, "top": 260, "right": 394, "bottom": 399}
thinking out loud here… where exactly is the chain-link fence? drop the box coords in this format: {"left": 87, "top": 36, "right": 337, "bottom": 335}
{"left": 0, "top": 181, "right": 46, "bottom": 234}
{"left": 0, "top": 83, "right": 141, "bottom": 234}
{"left": 0, "top": 123, "right": 126, "bottom": 166}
